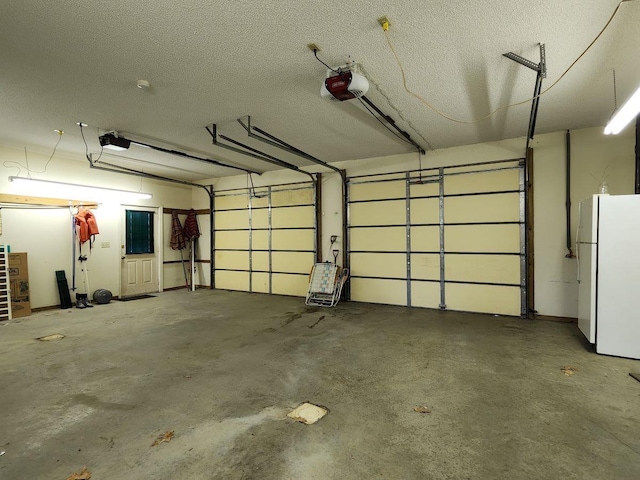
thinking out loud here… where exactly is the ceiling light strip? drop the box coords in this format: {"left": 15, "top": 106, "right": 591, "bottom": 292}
{"left": 8, "top": 176, "right": 152, "bottom": 200}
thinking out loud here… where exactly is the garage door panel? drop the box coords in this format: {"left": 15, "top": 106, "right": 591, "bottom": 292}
{"left": 411, "top": 226, "right": 439, "bottom": 251}
{"left": 272, "top": 252, "right": 314, "bottom": 274}
{"left": 271, "top": 188, "right": 313, "bottom": 206}
{"left": 272, "top": 206, "right": 314, "bottom": 228}
{"left": 350, "top": 200, "right": 405, "bottom": 226}
{"left": 350, "top": 180, "right": 405, "bottom": 201}
{"left": 411, "top": 281, "right": 440, "bottom": 308}
{"left": 410, "top": 198, "right": 440, "bottom": 224}
{"left": 411, "top": 254, "right": 440, "bottom": 280}
{"left": 445, "top": 254, "right": 520, "bottom": 284}
{"left": 445, "top": 224, "right": 520, "bottom": 253}
{"left": 251, "top": 194, "right": 269, "bottom": 208}
{"left": 253, "top": 252, "right": 269, "bottom": 271}
{"left": 215, "top": 195, "right": 248, "bottom": 210}
{"left": 350, "top": 227, "right": 405, "bottom": 251}
{"left": 445, "top": 162, "right": 518, "bottom": 174}
{"left": 272, "top": 229, "right": 314, "bottom": 250}
{"left": 215, "top": 251, "right": 249, "bottom": 270}
{"left": 445, "top": 169, "right": 519, "bottom": 195}
{"left": 351, "top": 253, "right": 406, "bottom": 279}
{"left": 409, "top": 180, "right": 439, "bottom": 197}
{"left": 215, "top": 230, "right": 248, "bottom": 250}
{"left": 252, "top": 231, "right": 270, "bottom": 250}
{"left": 252, "top": 209, "right": 269, "bottom": 229}
{"left": 252, "top": 273, "right": 269, "bottom": 293}
{"left": 351, "top": 278, "right": 407, "bottom": 306}
{"left": 445, "top": 193, "right": 520, "bottom": 223}
{"left": 446, "top": 284, "right": 520, "bottom": 316}
{"left": 272, "top": 274, "right": 308, "bottom": 296}
{"left": 216, "top": 210, "right": 249, "bottom": 230}
{"left": 216, "top": 271, "right": 250, "bottom": 291}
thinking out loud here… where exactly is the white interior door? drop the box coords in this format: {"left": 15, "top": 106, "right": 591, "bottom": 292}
{"left": 121, "top": 207, "right": 159, "bottom": 297}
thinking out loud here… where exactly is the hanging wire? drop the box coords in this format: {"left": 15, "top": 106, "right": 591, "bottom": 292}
{"left": 383, "top": 0, "right": 632, "bottom": 124}
{"left": 2, "top": 132, "right": 63, "bottom": 177}
{"left": 313, "top": 49, "right": 341, "bottom": 75}
{"left": 79, "top": 123, "right": 104, "bottom": 163}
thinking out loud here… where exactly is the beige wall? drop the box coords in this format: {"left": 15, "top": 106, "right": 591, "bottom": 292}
{"left": 532, "top": 126, "right": 635, "bottom": 317}
{"left": 0, "top": 144, "right": 193, "bottom": 308}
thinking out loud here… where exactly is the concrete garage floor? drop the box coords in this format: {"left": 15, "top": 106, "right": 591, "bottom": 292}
{"left": 1, "top": 290, "right": 639, "bottom": 479}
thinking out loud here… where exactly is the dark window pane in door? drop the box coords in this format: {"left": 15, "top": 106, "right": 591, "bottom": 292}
{"left": 126, "top": 210, "right": 154, "bottom": 254}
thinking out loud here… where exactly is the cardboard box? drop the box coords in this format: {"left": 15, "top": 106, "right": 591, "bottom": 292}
{"left": 9, "top": 252, "right": 31, "bottom": 318}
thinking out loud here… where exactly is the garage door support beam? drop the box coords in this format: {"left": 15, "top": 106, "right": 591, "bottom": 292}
{"left": 124, "top": 137, "right": 260, "bottom": 175}
{"left": 438, "top": 168, "right": 446, "bottom": 310}
{"left": 503, "top": 44, "right": 546, "bottom": 151}
{"left": 238, "top": 117, "right": 345, "bottom": 177}
{"left": 206, "top": 125, "right": 315, "bottom": 182}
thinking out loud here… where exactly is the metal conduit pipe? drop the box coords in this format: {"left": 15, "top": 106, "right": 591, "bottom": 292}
{"left": 565, "top": 130, "right": 575, "bottom": 258}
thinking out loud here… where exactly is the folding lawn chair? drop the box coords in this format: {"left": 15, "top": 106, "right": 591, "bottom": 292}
{"left": 305, "top": 262, "right": 349, "bottom": 307}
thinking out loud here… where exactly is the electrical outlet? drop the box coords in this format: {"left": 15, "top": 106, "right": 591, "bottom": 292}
{"left": 378, "top": 15, "right": 391, "bottom": 28}
{"left": 101, "top": 242, "right": 110, "bottom": 248}
{"left": 307, "top": 43, "right": 320, "bottom": 52}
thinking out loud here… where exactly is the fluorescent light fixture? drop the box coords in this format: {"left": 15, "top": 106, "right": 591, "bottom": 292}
{"left": 8, "top": 176, "right": 152, "bottom": 202}
{"left": 99, "top": 133, "right": 131, "bottom": 151}
{"left": 604, "top": 85, "right": 640, "bottom": 135}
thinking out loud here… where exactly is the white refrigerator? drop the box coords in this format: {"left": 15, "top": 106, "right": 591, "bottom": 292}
{"left": 577, "top": 194, "right": 640, "bottom": 359}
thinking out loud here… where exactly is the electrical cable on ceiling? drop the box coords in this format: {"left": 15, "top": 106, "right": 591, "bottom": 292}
{"left": 79, "top": 123, "right": 103, "bottom": 163}
{"left": 313, "top": 49, "right": 341, "bottom": 74}
{"left": 2, "top": 131, "right": 63, "bottom": 177}
{"left": 383, "top": 0, "right": 634, "bottom": 124}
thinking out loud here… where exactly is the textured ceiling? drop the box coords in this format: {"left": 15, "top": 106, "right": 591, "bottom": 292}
{"left": 1, "top": 0, "right": 638, "bottom": 181}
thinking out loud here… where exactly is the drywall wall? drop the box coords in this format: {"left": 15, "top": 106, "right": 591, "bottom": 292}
{"left": 531, "top": 126, "right": 635, "bottom": 317}
{"left": 0, "top": 144, "right": 193, "bottom": 308}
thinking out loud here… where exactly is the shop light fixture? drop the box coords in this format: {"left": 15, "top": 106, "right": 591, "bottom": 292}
{"left": 8, "top": 176, "right": 152, "bottom": 201}
{"left": 604, "top": 85, "right": 640, "bottom": 135}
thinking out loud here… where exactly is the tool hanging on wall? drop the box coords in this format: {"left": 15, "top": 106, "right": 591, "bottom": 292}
{"left": 169, "top": 211, "right": 190, "bottom": 289}
{"left": 182, "top": 209, "right": 200, "bottom": 292}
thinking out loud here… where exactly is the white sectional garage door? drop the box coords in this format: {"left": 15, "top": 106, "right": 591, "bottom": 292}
{"left": 213, "top": 182, "right": 316, "bottom": 297}
{"left": 347, "top": 159, "right": 525, "bottom": 316}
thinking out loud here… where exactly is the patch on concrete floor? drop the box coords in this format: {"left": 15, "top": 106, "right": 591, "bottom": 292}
{"left": 629, "top": 372, "right": 640, "bottom": 383}
{"left": 561, "top": 366, "right": 578, "bottom": 376}
{"left": 287, "top": 402, "right": 328, "bottom": 424}
{"left": 36, "top": 333, "right": 65, "bottom": 341}
{"left": 66, "top": 466, "right": 91, "bottom": 480}
{"left": 151, "top": 430, "right": 174, "bottom": 446}
{"left": 413, "top": 406, "right": 432, "bottom": 414}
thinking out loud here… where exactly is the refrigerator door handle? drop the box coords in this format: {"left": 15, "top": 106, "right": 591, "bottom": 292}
{"left": 576, "top": 202, "right": 582, "bottom": 249}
